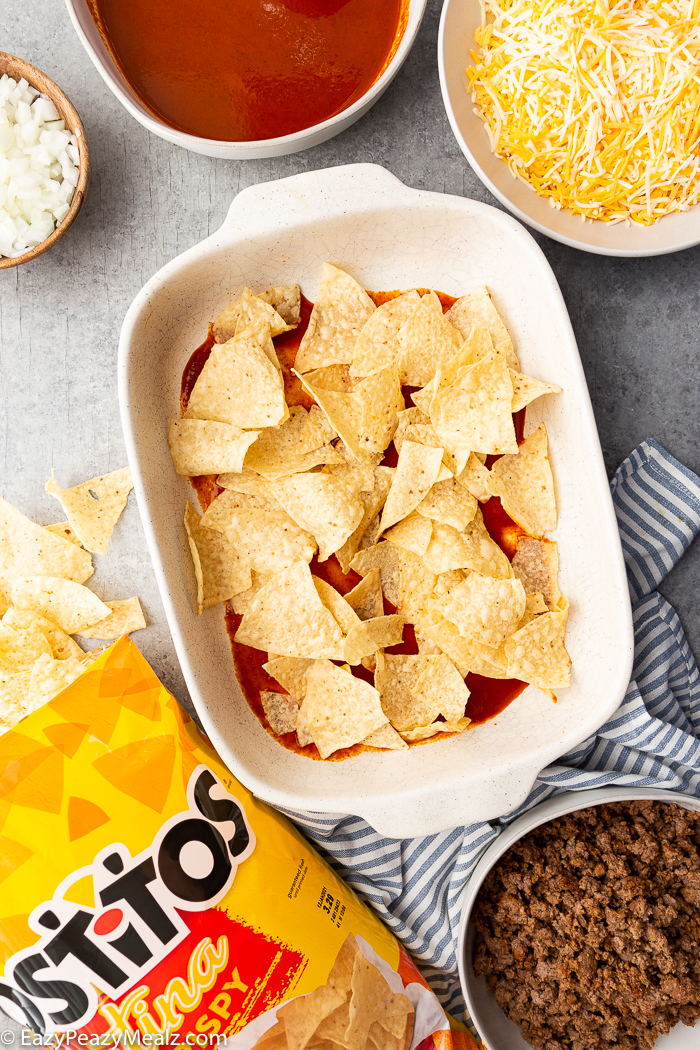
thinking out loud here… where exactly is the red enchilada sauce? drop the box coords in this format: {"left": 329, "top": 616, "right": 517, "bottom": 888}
{"left": 181, "top": 290, "right": 528, "bottom": 760}
{"left": 88, "top": 0, "right": 407, "bottom": 141}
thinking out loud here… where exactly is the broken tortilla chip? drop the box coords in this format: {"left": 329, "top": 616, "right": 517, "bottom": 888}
{"left": 44, "top": 521, "right": 82, "bottom": 545}
{"left": 0, "top": 497, "right": 93, "bottom": 584}
{"left": 384, "top": 512, "right": 433, "bottom": 557}
{"left": 10, "top": 576, "right": 110, "bottom": 635}
{"left": 262, "top": 656, "right": 314, "bottom": 700}
{"left": 242, "top": 406, "right": 342, "bottom": 479}
{"left": 505, "top": 607, "right": 571, "bottom": 689}
{"left": 416, "top": 477, "right": 477, "bottom": 531}
{"left": 258, "top": 284, "right": 301, "bottom": 327}
{"left": 350, "top": 543, "right": 402, "bottom": 607}
{"left": 301, "top": 659, "right": 388, "bottom": 758}
{"left": 343, "top": 614, "right": 404, "bottom": 665}
{"left": 313, "top": 577, "right": 361, "bottom": 635}
{"left": 380, "top": 441, "right": 444, "bottom": 533}
{"left": 335, "top": 466, "right": 394, "bottom": 573}
{"left": 512, "top": 537, "right": 562, "bottom": 609}
{"left": 423, "top": 618, "right": 510, "bottom": 679}
{"left": 344, "top": 569, "right": 384, "bottom": 621}
{"left": 0, "top": 622, "right": 52, "bottom": 675}
{"left": 400, "top": 717, "right": 471, "bottom": 741}
{"left": 260, "top": 689, "right": 299, "bottom": 734}
{"left": 445, "top": 285, "right": 518, "bottom": 370}
{"left": 430, "top": 351, "right": 518, "bottom": 457}
{"left": 396, "top": 291, "right": 462, "bottom": 387}
{"left": 487, "top": 423, "right": 557, "bottom": 535}
{"left": 45, "top": 466, "right": 133, "bottom": 556}
{"left": 351, "top": 290, "right": 420, "bottom": 377}
{"left": 213, "top": 286, "right": 290, "bottom": 343}
{"left": 184, "top": 502, "right": 252, "bottom": 614}
{"left": 2, "top": 606, "right": 83, "bottom": 660}
{"left": 201, "top": 489, "right": 316, "bottom": 575}
{"left": 168, "top": 419, "right": 259, "bottom": 477}
{"left": 295, "top": 263, "right": 376, "bottom": 373}
{"left": 456, "top": 453, "right": 493, "bottom": 502}
{"left": 362, "top": 722, "right": 408, "bottom": 750}
{"left": 510, "top": 370, "right": 561, "bottom": 413}
{"left": 77, "top": 597, "right": 146, "bottom": 639}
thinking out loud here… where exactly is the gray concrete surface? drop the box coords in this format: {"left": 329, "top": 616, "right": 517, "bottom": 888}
{"left": 0, "top": 0, "right": 699, "bottom": 1033}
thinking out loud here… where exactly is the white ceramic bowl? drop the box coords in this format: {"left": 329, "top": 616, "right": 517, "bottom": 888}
{"left": 438, "top": 0, "right": 700, "bottom": 257}
{"left": 118, "top": 162, "right": 633, "bottom": 838}
{"left": 64, "top": 0, "right": 427, "bottom": 159}
{"left": 458, "top": 787, "right": 700, "bottom": 1050}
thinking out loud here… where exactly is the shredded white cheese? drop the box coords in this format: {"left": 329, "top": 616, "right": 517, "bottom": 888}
{"left": 0, "top": 74, "right": 80, "bottom": 258}
{"left": 468, "top": 0, "right": 700, "bottom": 224}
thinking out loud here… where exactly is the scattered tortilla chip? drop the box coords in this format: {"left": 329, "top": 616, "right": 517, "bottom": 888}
{"left": 294, "top": 263, "right": 376, "bottom": 373}
{"left": 243, "top": 407, "right": 343, "bottom": 480}
{"left": 184, "top": 502, "right": 252, "bottom": 614}
{"left": 510, "top": 370, "right": 561, "bottom": 413}
{"left": 384, "top": 512, "right": 433, "bottom": 556}
{"left": 0, "top": 497, "right": 93, "bottom": 584}
{"left": 400, "top": 718, "right": 471, "bottom": 742}
{"left": 456, "top": 453, "right": 493, "bottom": 502}
{"left": 446, "top": 285, "right": 518, "bottom": 369}
{"left": 0, "top": 622, "right": 52, "bottom": 674}
{"left": 45, "top": 466, "right": 133, "bottom": 556}
{"left": 416, "top": 477, "right": 477, "bottom": 531}
{"left": 44, "top": 521, "right": 82, "bottom": 545}
{"left": 350, "top": 543, "right": 402, "bottom": 607}
{"left": 258, "top": 284, "right": 301, "bottom": 327}
{"left": 0, "top": 669, "right": 31, "bottom": 732}
{"left": 512, "top": 537, "right": 562, "bottom": 608}
{"left": 313, "top": 577, "right": 361, "bottom": 634}
{"left": 344, "top": 569, "right": 384, "bottom": 621}
{"left": 351, "top": 290, "right": 421, "bottom": 377}
{"left": 380, "top": 441, "right": 444, "bottom": 533}
{"left": 396, "top": 291, "right": 462, "bottom": 387}
{"left": 263, "top": 656, "right": 314, "bottom": 700}
{"left": 260, "top": 690, "right": 299, "bottom": 734}
{"left": 26, "top": 653, "right": 85, "bottom": 711}
{"left": 77, "top": 597, "right": 146, "bottom": 639}
{"left": 235, "top": 562, "right": 344, "bottom": 659}
{"left": 324, "top": 444, "right": 382, "bottom": 493}
{"left": 201, "top": 489, "right": 316, "bottom": 575}
{"left": 230, "top": 570, "right": 272, "bottom": 615}
{"left": 2, "top": 607, "right": 83, "bottom": 660}
{"left": 186, "top": 322, "right": 288, "bottom": 429}
{"left": 344, "top": 615, "right": 404, "bottom": 665}
{"left": 10, "top": 576, "right": 110, "bottom": 635}
{"left": 335, "top": 466, "right": 394, "bottom": 573}
{"left": 505, "top": 608, "right": 571, "bottom": 688}
{"left": 430, "top": 351, "right": 518, "bottom": 457}
{"left": 410, "top": 652, "right": 471, "bottom": 723}
{"left": 274, "top": 473, "right": 364, "bottom": 562}
{"left": 301, "top": 659, "right": 388, "bottom": 758}
{"left": 168, "top": 419, "right": 260, "bottom": 477}
{"left": 487, "top": 423, "right": 557, "bottom": 535}
{"left": 423, "top": 619, "right": 510, "bottom": 679}
{"left": 436, "top": 572, "right": 526, "bottom": 649}
{"left": 213, "top": 286, "right": 290, "bottom": 343}
{"left": 362, "top": 722, "right": 408, "bottom": 750}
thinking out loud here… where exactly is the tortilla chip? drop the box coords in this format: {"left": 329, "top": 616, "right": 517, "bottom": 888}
{"left": 242, "top": 406, "right": 342, "bottom": 479}
{"left": 487, "top": 423, "right": 557, "bottom": 535}
{"left": 353, "top": 365, "right": 404, "bottom": 455}
{"left": 456, "top": 453, "right": 493, "bottom": 502}
{"left": 274, "top": 473, "right": 364, "bottom": 562}
{"left": 45, "top": 467, "right": 133, "bottom": 557}
{"left": 302, "top": 363, "right": 357, "bottom": 393}
{"left": 301, "top": 659, "right": 388, "bottom": 758}
{"left": 510, "top": 370, "right": 561, "bottom": 413}
{"left": 186, "top": 322, "right": 287, "bottom": 428}
{"left": 251, "top": 1020, "right": 288, "bottom": 1050}
{"left": 430, "top": 351, "right": 517, "bottom": 457}
{"left": 0, "top": 497, "right": 94, "bottom": 584}
{"left": 213, "top": 287, "right": 290, "bottom": 343}
{"left": 435, "top": 572, "right": 526, "bottom": 649}
{"left": 351, "top": 290, "right": 421, "bottom": 378}
{"left": 201, "top": 489, "right": 316, "bottom": 575}
{"left": 263, "top": 656, "right": 314, "bottom": 700}
{"left": 411, "top": 651, "right": 471, "bottom": 723}
{"left": 77, "top": 597, "right": 146, "bottom": 639}
{"left": 446, "top": 285, "right": 518, "bottom": 369}
{"left": 346, "top": 953, "right": 414, "bottom": 1049}
{"left": 416, "top": 477, "right": 477, "bottom": 532}
{"left": 0, "top": 622, "right": 52, "bottom": 674}
{"left": 294, "top": 370, "right": 361, "bottom": 455}
{"left": 380, "top": 441, "right": 444, "bottom": 533}
{"left": 230, "top": 570, "right": 272, "bottom": 615}
{"left": 295, "top": 263, "right": 376, "bottom": 373}
{"left": 454, "top": 507, "right": 513, "bottom": 579}
{"left": 350, "top": 543, "right": 402, "bottom": 607}
{"left": 335, "top": 466, "right": 394, "bottom": 573}
{"left": 44, "top": 521, "right": 82, "bottom": 545}
{"left": 423, "top": 618, "right": 510, "bottom": 679}
{"left": 313, "top": 577, "right": 361, "bottom": 634}
{"left": 26, "top": 652, "right": 85, "bottom": 711}
{"left": 325, "top": 444, "right": 382, "bottom": 493}
{"left": 384, "top": 512, "right": 433, "bottom": 557}
{"left": 9, "top": 575, "right": 109, "bottom": 635}
{"left": 518, "top": 591, "right": 549, "bottom": 629}
{"left": 512, "top": 537, "right": 561, "bottom": 609}
{"left": 421, "top": 522, "right": 476, "bottom": 575}
{"left": 397, "top": 291, "right": 463, "bottom": 387}
{"left": 344, "top": 569, "right": 384, "bottom": 621}
{"left": 184, "top": 502, "right": 252, "bottom": 614}
{"left": 260, "top": 690, "right": 299, "bottom": 734}
{"left": 278, "top": 937, "right": 361, "bottom": 1050}
{"left": 258, "top": 284, "right": 301, "bottom": 327}
{"left": 2, "top": 607, "right": 83, "bottom": 660}
{"left": 235, "top": 562, "right": 344, "bottom": 659}
{"left": 394, "top": 546, "right": 437, "bottom": 626}
{"left": 168, "top": 419, "right": 259, "bottom": 477}
{"left": 374, "top": 653, "right": 440, "bottom": 731}
{"left": 392, "top": 407, "right": 430, "bottom": 454}
{"left": 362, "top": 723, "right": 408, "bottom": 750}
{"left": 505, "top": 607, "right": 571, "bottom": 688}
{"left": 0, "top": 669, "right": 31, "bottom": 732}
{"left": 400, "top": 718, "right": 471, "bottom": 742}
{"left": 343, "top": 615, "right": 404, "bottom": 665}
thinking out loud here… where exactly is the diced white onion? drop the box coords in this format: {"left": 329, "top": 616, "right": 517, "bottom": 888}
{"left": 0, "top": 73, "right": 80, "bottom": 257}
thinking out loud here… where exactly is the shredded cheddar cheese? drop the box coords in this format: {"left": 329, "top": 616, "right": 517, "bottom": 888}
{"left": 467, "top": 0, "right": 700, "bottom": 224}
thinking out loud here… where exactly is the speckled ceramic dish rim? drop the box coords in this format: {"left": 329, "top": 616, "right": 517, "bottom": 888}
{"left": 118, "top": 163, "right": 633, "bottom": 838}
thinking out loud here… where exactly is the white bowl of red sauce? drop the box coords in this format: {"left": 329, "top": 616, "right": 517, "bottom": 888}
{"left": 65, "top": 0, "right": 427, "bottom": 158}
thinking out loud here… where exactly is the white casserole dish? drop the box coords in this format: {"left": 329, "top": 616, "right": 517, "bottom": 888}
{"left": 64, "top": 0, "right": 427, "bottom": 160}
{"left": 458, "top": 787, "right": 700, "bottom": 1049}
{"left": 118, "top": 163, "right": 633, "bottom": 837}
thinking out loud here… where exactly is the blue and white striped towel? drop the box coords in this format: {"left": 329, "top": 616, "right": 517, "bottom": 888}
{"left": 281, "top": 439, "right": 700, "bottom": 1021}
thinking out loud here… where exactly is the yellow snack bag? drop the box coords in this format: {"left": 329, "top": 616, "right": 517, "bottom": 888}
{"left": 0, "top": 637, "right": 475, "bottom": 1050}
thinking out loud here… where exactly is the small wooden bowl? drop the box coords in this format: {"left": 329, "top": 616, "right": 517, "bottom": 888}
{"left": 0, "top": 53, "right": 90, "bottom": 269}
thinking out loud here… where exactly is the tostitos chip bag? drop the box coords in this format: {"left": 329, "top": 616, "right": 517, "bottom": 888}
{"left": 0, "top": 637, "right": 475, "bottom": 1050}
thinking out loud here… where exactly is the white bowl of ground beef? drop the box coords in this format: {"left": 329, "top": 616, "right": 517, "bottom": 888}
{"left": 458, "top": 788, "right": 700, "bottom": 1050}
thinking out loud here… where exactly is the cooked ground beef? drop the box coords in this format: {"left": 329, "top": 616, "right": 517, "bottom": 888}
{"left": 472, "top": 801, "right": 700, "bottom": 1050}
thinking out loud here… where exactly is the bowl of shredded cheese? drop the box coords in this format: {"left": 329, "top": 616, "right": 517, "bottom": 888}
{"left": 439, "top": 0, "right": 700, "bottom": 255}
